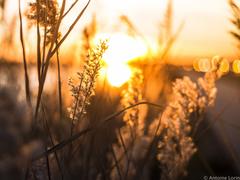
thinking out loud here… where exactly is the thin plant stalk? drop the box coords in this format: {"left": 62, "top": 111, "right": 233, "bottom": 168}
{"left": 34, "top": 0, "right": 66, "bottom": 120}
{"left": 56, "top": 47, "right": 63, "bottom": 121}
{"left": 33, "top": 102, "right": 163, "bottom": 161}
{"left": 34, "top": 0, "right": 91, "bottom": 120}
{"left": 41, "top": 0, "right": 47, "bottom": 76}
{"left": 110, "top": 145, "right": 123, "bottom": 180}
{"left": 41, "top": 103, "right": 64, "bottom": 180}
{"left": 45, "top": 146, "right": 52, "bottom": 180}
{"left": 69, "top": 74, "right": 85, "bottom": 137}
{"left": 36, "top": 0, "right": 42, "bottom": 83}
{"left": 62, "top": 0, "right": 78, "bottom": 19}
{"left": 135, "top": 113, "right": 163, "bottom": 179}
{"left": 117, "top": 128, "right": 130, "bottom": 179}
{"left": 18, "top": 0, "right": 32, "bottom": 108}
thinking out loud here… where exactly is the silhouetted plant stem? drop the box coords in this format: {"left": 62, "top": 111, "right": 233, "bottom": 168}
{"left": 46, "top": 146, "right": 52, "bottom": 180}
{"left": 110, "top": 145, "right": 123, "bottom": 180}
{"left": 62, "top": 0, "right": 78, "bottom": 18}
{"left": 56, "top": 47, "right": 63, "bottom": 121}
{"left": 135, "top": 112, "right": 163, "bottom": 179}
{"left": 42, "top": 103, "right": 64, "bottom": 180}
{"left": 41, "top": 0, "right": 47, "bottom": 76}
{"left": 33, "top": 102, "right": 163, "bottom": 161}
{"left": 34, "top": 0, "right": 91, "bottom": 121}
{"left": 18, "top": 0, "right": 32, "bottom": 108}
{"left": 36, "top": 0, "right": 42, "bottom": 83}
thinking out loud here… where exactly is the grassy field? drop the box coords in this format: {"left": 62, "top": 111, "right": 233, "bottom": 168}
{"left": 0, "top": 0, "right": 240, "bottom": 180}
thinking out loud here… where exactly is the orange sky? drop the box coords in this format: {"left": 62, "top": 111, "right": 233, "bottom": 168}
{"left": 90, "top": 0, "right": 238, "bottom": 61}
{"left": 0, "top": 0, "right": 238, "bottom": 64}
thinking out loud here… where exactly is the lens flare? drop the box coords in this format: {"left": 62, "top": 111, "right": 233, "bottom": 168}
{"left": 198, "top": 58, "right": 211, "bottom": 72}
{"left": 232, "top": 60, "right": 240, "bottom": 74}
{"left": 219, "top": 59, "right": 230, "bottom": 74}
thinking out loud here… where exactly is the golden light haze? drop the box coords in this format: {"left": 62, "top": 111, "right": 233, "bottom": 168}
{"left": 0, "top": 0, "right": 238, "bottom": 65}
{"left": 94, "top": 0, "right": 237, "bottom": 63}
{"left": 95, "top": 33, "right": 148, "bottom": 87}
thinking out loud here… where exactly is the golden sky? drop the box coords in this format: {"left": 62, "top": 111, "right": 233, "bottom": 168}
{"left": 90, "top": 0, "right": 237, "bottom": 60}
{"left": 0, "top": 0, "right": 238, "bottom": 64}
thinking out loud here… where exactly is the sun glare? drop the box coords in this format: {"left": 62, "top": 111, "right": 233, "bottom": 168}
{"left": 106, "top": 64, "right": 132, "bottom": 87}
{"left": 94, "top": 33, "right": 148, "bottom": 87}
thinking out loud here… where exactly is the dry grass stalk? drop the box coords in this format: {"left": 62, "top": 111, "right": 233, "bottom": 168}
{"left": 111, "top": 69, "right": 145, "bottom": 179}
{"left": 22, "top": 0, "right": 92, "bottom": 121}
{"left": 18, "top": 0, "right": 32, "bottom": 108}
{"left": 68, "top": 40, "right": 108, "bottom": 135}
{"left": 157, "top": 59, "right": 224, "bottom": 180}
{"left": 33, "top": 102, "right": 163, "bottom": 162}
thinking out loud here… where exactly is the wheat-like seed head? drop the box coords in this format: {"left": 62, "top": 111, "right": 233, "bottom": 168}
{"left": 27, "top": 0, "right": 60, "bottom": 45}
{"left": 68, "top": 40, "right": 108, "bottom": 128}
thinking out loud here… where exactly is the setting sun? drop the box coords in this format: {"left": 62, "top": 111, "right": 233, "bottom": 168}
{"left": 95, "top": 33, "right": 148, "bottom": 87}
{"left": 104, "top": 64, "right": 131, "bottom": 87}
{"left": 1, "top": 0, "right": 240, "bottom": 179}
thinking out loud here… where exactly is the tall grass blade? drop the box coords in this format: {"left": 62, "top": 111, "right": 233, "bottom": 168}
{"left": 18, "top": 0, "right": 32, "bottom": 108}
